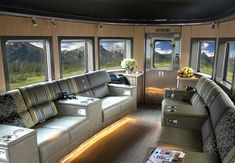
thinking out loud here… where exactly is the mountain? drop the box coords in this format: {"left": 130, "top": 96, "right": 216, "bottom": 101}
{"left": 99, "top": 44, "right": 124, "bottom": 68}
{"left": 6, "top": 42, "right": 45, "bottom": 74}
{"left": 201, "top": 52, "right": 213, "bottom": 63}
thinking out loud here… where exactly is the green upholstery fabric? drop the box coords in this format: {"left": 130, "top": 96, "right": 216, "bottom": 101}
{"left": 43, "top": 81, "right": 61, "bottom": 101}
{"left": 157, "top": 127, "right": 202, "bottom": 152}
{"left": 183, "top": 151, "right": 220, "bottom": 163}
{"left": 215, "top": 108, "right": 235, "bottom": 161}
{"left": 86, "top": 70, "right": 111, "bottom": 98}
{"left": 20, "top": 84, "right": 59, "bottom": 126}
{"left": 209, "top": 92, "right": 234, "bottom": 128}
{"left": 223, "top": 146, "right": 235, "bottom": 163}
{"left": 57, "top": 78, "right": 79, "bottom": 95}
{"left": 29, "top": 102, "right": 58, "bottom": 124}
{"left": 20, "top": 84, "right": 50, "bottom": 108}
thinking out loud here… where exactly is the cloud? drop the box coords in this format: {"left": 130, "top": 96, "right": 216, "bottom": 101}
{"left": 29, "top": 42, "right": 44, "bottom": 49}
{"left": 155, "top": 48, "right": 172, "bottom": 54}
{"left": 61, "top": 42, "right": 85, "bottom": 51}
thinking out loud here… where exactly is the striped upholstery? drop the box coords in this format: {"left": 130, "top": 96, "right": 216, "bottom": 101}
{"left": 43, "top": 81, "right": 61, "bottom": 100}
{"left": 29, "top": 102, "right": 57, "bottom": 124}
{"left": 20, "top": 84, "right": 50, "bottom": 108}
{"left": 58, "top": 78, "right": 79, "bottom": 95}
{"left": 19, "top": 83, "right": 59, "bottom": 126}
{"left": 58, "top": 75, "right": 94, "bottom": 97}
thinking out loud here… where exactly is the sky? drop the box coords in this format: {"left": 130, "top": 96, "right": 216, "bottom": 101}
{"left": 201, "top": 41, "right": 215, "bottom": 57}
{"left": 61, "top": 41, "right": 85, "bottom": 51}
{"left": 155, "top": 41, "right": 172, "bottom": 54}
{"left": 229, "top": 42, "right": 235, "bottom": 58}
{"left": 100, "top": 40, "right": 124, "bottom": 51}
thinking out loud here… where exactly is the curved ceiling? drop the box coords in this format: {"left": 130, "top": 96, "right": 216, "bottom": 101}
{"left": 0, "top": 0, "right": 235, "bottom": 24}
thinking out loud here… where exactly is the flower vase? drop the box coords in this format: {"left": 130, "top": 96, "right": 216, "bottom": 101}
{"left": 126, "top": 68, "right": 133, "bottom": 74}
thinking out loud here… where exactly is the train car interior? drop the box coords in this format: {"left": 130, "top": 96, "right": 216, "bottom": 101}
{"left": 0, "top": 0, "right": 234, "bottom": 163}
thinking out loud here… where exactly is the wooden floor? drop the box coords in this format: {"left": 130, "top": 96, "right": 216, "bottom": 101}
{"left": 70, "top": 105, "right": 161, "bottom": 163}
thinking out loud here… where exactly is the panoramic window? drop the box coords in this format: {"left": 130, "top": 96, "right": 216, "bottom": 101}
{"left": 153, "top": 40, "right": 173, "bottom": 69}
{"left": 99, "top": 39, "right": 131, "bottom": 70}
{"left": 60, "top": 39, "right": 88, "bottom": 78}
{"left": 198, "top": 41, "right": 215, "bottom": 75}
{"left": 224, "top": 42, "right": 235, "bottom": 83}
{"left": 4, "top": 39, "right": 51, "bottom": 90}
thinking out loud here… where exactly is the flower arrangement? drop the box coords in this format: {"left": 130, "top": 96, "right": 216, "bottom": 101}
{"left": 121, "top": 58, "right": 137, "bottom": 71}
{"left": 177, "top": 66, "right": 194, "bottom": 78}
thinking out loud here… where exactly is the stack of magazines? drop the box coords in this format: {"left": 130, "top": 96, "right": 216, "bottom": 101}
{"left": 146, "top": 147, "right": 185, "bottom": 163}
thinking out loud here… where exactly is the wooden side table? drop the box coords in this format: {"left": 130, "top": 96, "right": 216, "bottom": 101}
{"left": 177, "top": 76, "right": 199, "bottom": 89}
{"left": 123, "top": 72, "right": 144, "bottom": 105}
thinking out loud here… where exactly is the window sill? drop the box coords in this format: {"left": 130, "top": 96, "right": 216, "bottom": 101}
{"left": 220, "top": 81, "right": 232, "bottom": 90}
{"left": 194, "top": 72, "right": 212, "bottom": 79}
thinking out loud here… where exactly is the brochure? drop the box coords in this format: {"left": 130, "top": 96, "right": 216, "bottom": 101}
{"left": 146, "top": 147, "right": 185, "bottom": 163}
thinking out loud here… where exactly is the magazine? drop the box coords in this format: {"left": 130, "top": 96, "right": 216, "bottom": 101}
{"left": 146, "top": 148, "right": 185, "bottom": 163}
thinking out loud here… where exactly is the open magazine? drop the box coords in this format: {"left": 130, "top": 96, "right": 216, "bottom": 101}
{"left": 146, "top": 148, "right": 185, "bottom": 163}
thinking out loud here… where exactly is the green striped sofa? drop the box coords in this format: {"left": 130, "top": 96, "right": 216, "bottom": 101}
{"left": 0, "top": 70, "right": 137, "bottom": 163}
{"left": 158, "top": 77, "right": 235, "bottom": 163}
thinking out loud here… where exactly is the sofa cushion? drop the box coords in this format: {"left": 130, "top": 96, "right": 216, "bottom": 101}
{"left": 157, "top": 127, "right": 202, "bottom": 152}
{"left": 102, "top": 96, "right": 130, "bottom": 110}
{"left": 102, "top": 96, "right": 130, "bottom": 122}
{"left": 35, "top": 127, "right": 70, "bottom": 162}
{"left": 73, "top": 75, "right": 91, "bottom": 93}
{"left": 86, "top": 70, "right": 111, "bottom": 99}
{"left": 201, "top": 118, "right": 214, "bottom": 145}
{"left": 92, "top": 84, "right": 109, "bottom": 98}
{"left": 86, "top": 70, "right": 111, "bottom": 88}
{"left": 209, "top": 92, "right": 234, "bottom": 128}
{"left": 190, "top": 93, "right": 205, "bottom": 106}
{"left": 0, "top": 90, "right": 34, "bottom": 128}
{"left": 29, "top": 102, "right": 58, "bottom": 125}
{"left": 20, "top": 84, "right": 50, "bottom": 108}
{"left": 43, "top": 81, "right": 61, "bottom": 100}
{"left": 57, "top": 78, "right": 78, "bottom": 95}
{"left": 37, "top": 116, "right": 89, "bottom": 143}
{"left": 215, "top": 108, "right": 235, "bottom": 161}
{"left": 195, "top": 76, "right": 210, "bottom": 95}
{"left": 203, "top": 134, "right": 219, "bottom": 156}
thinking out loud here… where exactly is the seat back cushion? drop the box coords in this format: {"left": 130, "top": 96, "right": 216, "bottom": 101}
{"left": 215, "top": 108, "right": 235, "bottom": 161}
{"left": 0, "top": 90, "right": 34, "bottom": 128}
{"left": 73, "top": 75, "right": 92, "bottom": 93}
{"left": 57, "top": 78, "right": 79, "bottom": 95}
{"left": 19, "top": 84, "right": 58, "bottom": 126}
{"left": 195, "top": 76, "right": 209, "bottom": 95}
{"left": 200, "top": 81, "right": 219, "bottom": 105}
{"left": 29, "top": 102, "right": 57, "bottom": 124}
{"left": 201, "top": 118, "right": 219, "bottom": 155}
{"left": 86, "top": 70, "right": 111, "bottom": 98}
{"left": 43, "top": 81, "right": 61, "bottom": 100}
{"left": 190, "top": 92, "right": 205, "bottom": 106}
{"left": 209, "top": 92, "right": 234, "bottom": 128}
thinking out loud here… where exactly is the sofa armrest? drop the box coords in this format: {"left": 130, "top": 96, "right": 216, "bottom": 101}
{"left": 108, "top": 84, "right": 136, "bottom": 97}
{"left": 164, "top": 88, "right": 195, "bottom": 101}
{"left": 55, "top": 97, "right": 101, "bottom": 117}
{"left": 55, "top": 97, "right": 102, "bottom": 135}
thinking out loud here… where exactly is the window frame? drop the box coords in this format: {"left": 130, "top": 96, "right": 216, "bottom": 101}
{"left": 1, "top": 36, "right": 54, "bottom": 90}
{"left": 58, "top": 36, "right": 95, "bottom": 78}
{"left": 152, "top": 39, "right": 174, "bottom": 70}
{"left": 223, "top": 41, "right": 235, "bottom": 84}
{"left": 98, "top": 37, "right": 133, "bottom": 70}
{"left": 190, "top": 38, "right": 216, "bottom": 77}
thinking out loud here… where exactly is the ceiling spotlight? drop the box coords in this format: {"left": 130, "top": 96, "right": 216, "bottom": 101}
{"left": 32, "top": 17, "right": 37, "bottom": 27}
{"left": 98, "top": 23, "right": 103, "bottom": 31}
{"left": 51, "top": 19, "right": 56, "bottom": 28}
{"left": 211, "top": 22, "right": 216, "bottom": 29}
